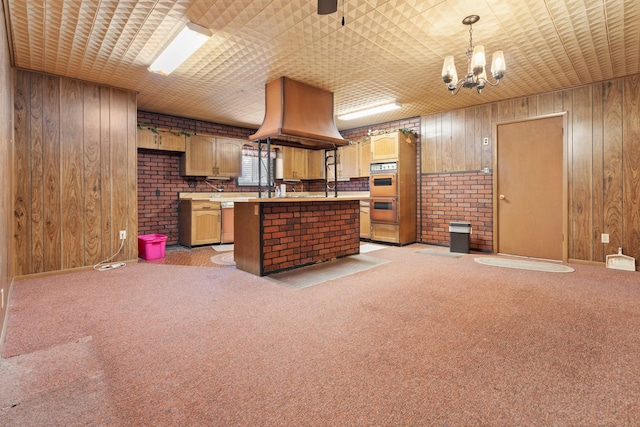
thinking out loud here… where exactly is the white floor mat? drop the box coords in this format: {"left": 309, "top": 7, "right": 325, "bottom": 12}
{"left": 213, "top": 244, "right": 234, "bottom": 252}
{"left": 265, "top": 254, "right": 390, "bottom": 290}
{"left": 360, "top": 243, "right": 387, "bottom": 253}
{"left": 474, "top": 256, "right": 574, "bottom": 273}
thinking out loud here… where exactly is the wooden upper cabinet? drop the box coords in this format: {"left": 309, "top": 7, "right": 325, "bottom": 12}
{"left": 180, "top": 135, "right": 243, "bottom": 177}
{"left": 281, "top": 146, "right": 308, "bottom": 180}
{"left": 335, "top": 140, "right": 370, "bottom": 179}
{"left": 370, "top": 131, "right": 416, "bottom": 163}
{"left": 307, "top": 149, "right": 326, "bottom": 180}
{"left": 215, "top": 138, "right": 243, "bottom": 177}
{"left": 281, "top": 147, "right": 332, "bottom": 180}
{"left": 137, "top": 128, "right": 186, "bottom": 152}
{"left": 181, "top": 135, "right": 216, "bottom": 176}
{"left": 158, "top": 131, "right": 186, "bottom": 151}
{"left": 371, "top": 131, "right": 402, "bottom": 161}
{"left": 338, "top": 144, "right": 359, "bottom": 179}
{"left": 137, "top": 128, "right": 158, "bottom": 149}
{"left": 359, "top": 139, "right": 371, "bottom": 177}
{"left": 281, "top": 146, "right": 370, "bottom": 180}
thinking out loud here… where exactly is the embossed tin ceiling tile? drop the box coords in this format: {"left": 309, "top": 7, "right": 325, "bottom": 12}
{"left": 6, "top": 0, "right": 640, "bottom": 130}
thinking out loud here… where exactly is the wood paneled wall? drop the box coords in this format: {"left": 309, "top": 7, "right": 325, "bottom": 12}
{"left": 13, "top": 70, "right": 138, "bottom": 276}
{"left": 421, "top": 74, "right": 640, "bottom": 264}
{"left": 1, "top": 5, "right": 13, "bottom": 344}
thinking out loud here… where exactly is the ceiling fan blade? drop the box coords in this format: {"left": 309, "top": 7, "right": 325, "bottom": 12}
{"left": 317, "top": 0, "right": 338, "bottom": 15}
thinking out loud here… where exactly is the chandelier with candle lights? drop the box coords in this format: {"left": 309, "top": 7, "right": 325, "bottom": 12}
{"left": 441, "top": 15, "right": 506, "bottom": 95}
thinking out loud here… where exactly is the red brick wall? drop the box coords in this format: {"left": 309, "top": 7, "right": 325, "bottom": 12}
{"left": 306, "top": 177, "right": 369, "bottom": 192}
{"left": 137, "top": 150, "right": 184, "bottom": 243}
{"left": 340, "top": 117, "right": 421, "bottom": 142}
{"left": 137, "top": 111, "right": 254, "bottom": 139}
{"left": 262, "top": 201, "right": 360, "bottom": 274}
{"left": 419, "top": 171, "right": 493, "bottom": 252}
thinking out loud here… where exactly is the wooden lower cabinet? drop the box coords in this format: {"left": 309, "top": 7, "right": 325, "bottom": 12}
{"left": 360, "top": 201, "right": 370, "bottom": 238}
{"left": 221, "top": 206, "right": 234, "bottom": 243}
{"left": 370, "top": 222, "right": 399, "bottom": 244}
{"left": 178, "top": 200, "right": 221, "bottom": 246}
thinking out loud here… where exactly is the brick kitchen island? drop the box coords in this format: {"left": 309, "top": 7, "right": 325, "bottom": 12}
{"left": 234, "top": 198, "right": 363, "bottom": 276}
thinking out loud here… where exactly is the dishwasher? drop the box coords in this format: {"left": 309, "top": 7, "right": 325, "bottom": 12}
{"left": 221, "top": 201, "right": 234, "bottom": 243}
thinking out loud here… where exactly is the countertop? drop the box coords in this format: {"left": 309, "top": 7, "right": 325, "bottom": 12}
{"left": 236, "top": 196, "right": 369, "bottom": 203}
{"left": 179, "top": 191, "right": 369, "bottom": 202}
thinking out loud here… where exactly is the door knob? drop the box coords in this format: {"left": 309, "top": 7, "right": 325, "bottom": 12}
{"left": 499, "top": 195, "right": 506, "bottom": 200}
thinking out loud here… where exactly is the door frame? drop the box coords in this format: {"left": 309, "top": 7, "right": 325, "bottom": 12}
{"left": 492, "top": 113, "right": 569, "bottom": 262}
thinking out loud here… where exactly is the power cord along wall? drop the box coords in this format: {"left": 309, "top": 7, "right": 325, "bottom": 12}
{"left": 94, "top": 236, "right": 127, "bottom": 271}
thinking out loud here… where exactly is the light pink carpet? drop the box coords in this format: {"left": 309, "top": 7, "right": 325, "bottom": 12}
{"left": 1, "top": 245, "right": 639, "bottom": 425}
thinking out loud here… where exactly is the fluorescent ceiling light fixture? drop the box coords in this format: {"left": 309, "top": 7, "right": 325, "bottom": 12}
{"left": 149, "top": 22, "right": 212, "bottom": 75}
{"left": 337, "top": 102, "right": 402, "bottom": 120}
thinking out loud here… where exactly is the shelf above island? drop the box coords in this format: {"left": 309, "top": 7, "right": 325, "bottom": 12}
{"left": 234, "top": 198, "right": 363, "bottom": 276}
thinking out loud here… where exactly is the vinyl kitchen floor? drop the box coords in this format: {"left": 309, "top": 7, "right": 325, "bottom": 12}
{"left": 139, "top": 244, "right": 230, "bottom": 268}
{"left": 139, "top": 242, "right": 388, "bottom": 268}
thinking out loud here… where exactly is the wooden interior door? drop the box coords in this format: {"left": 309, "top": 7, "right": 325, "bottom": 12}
{"left": 496, "top": 116, "right": 564, "bottom": 260}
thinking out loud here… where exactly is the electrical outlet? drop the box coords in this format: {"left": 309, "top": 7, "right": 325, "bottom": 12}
{"left": 601, "top": 233, "right": 609, "bottom": 243}
{"left": 119, "top": 230, "right": 127, "bottom": 240}
{"left": 483, "top": 137, "right": 489, "bottom": 145}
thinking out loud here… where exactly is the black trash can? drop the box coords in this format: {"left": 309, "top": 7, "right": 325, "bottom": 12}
{"left": 449, "top": 221, "right": 471, "bottom": 253}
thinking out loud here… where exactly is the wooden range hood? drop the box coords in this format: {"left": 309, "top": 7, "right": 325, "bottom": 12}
{"left": 249, "top": 77, "right": 348, "bottom": 150}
